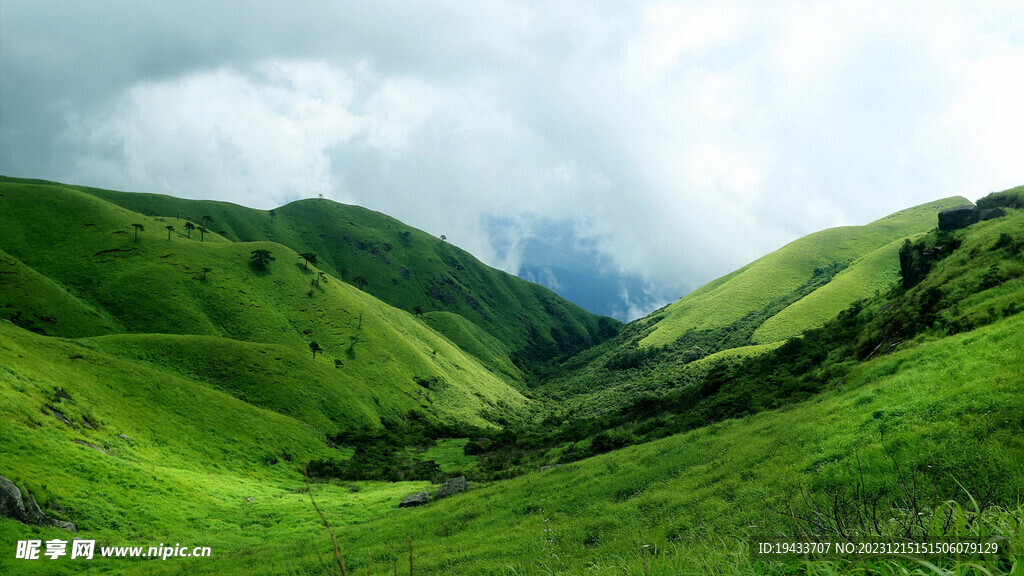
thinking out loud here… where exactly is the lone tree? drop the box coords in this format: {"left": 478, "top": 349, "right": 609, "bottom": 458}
{"left": 132, "top": 223, "right": 145, "bottom": 242}
{"left": 309, "top": 341, "right": 323, "bottom": 359}
{"left": 299, "top": 252, "right": 317, "bottom": 269}
{"left": 184, "top": 221, "right": 196, "bottom": 238}
{"left": 198, "top": 226, "right": 208, "bottom": 242}
{"left": 352, "top": 276, "right": 368, "bottom": 290}
{"left": 269, "top": 209, "right": 276, "bottom": 223}
{"left": 440, "top": 234, "right": 447, "bottom": 242}
{"left": 317, "top": 271, "right": 327, "bottom": 287}
{"left": 250, "top": 249, "right": 275, "bottom": 270}
{"left": 165, "top": 225, "right": 175, "bottom": 240}
{"left": 202, "top": 215, "right": 213, "bottom": 228}
{"left": 201, "top": 267, "right": 212, "bottom": 280}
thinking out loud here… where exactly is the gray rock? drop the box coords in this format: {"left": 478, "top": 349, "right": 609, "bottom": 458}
{"left": 0, "top": 475, "right": 76, "bottom": 532}
{"left": 398, "top": 491, "right": 430, "bottom": 508}
{"left": 436, "top": 476, "right": 468, "bottom": 499}
{"left": 118, "top": 433, "right": 132, "bottom": 442}
{"left": 51, "top": 408, "right": 73, "bottom": 426}
{"left": 540, "top": 465, "right": 559, "bottom": 472}
{"left": 72, "top": 439, "right": 107, "bottom": 454}
{"left": 0, "top": 475, "right": 28, "bottom": 523}
{"left": 246, "top": 497, "right": 254, "bottom": 503}
{"left": 938, "top": 204, "right": 979, "bottom": 231}
{"left": 980, "top": 207, "right": 1006, "bottom": 221}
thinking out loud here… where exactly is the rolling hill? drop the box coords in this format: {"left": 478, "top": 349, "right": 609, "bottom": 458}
{"left": 0, "top": 180, "right": 528, "bottom": 433}
{"left": 640, "top": 196, "right": 969, "bottom": 347}
{"left": 0, "top": 176, "right": 620, "bottom": 371}
{"left": 1, "top": 177, "right": 1021, "bottom": 576}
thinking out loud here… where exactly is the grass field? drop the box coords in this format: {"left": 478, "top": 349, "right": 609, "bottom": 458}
{"left": 1, "top": 177, "right": 1021, "bottom": 575}
{"left": 2, "top": 311, "right": 1020, "bottom": 575}
{"left": 640, "top": 197, "right": 968, "bottom": 347}
{"left": 0, "top": 175, "right": 619, "bottom": 369}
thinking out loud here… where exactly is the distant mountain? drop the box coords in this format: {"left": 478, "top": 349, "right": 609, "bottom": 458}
{"left": 518, "top": 264, "right": 661, "bottom": 322}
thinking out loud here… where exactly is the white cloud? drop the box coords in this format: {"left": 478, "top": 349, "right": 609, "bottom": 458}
{"left": 20, "top": 0, "right": 1023, "bottom": 314}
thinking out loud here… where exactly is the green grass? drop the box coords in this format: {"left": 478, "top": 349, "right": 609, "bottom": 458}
{"left": 0, "top": 175, "right": 620, "bottom": 369}
{"left": 0, "top": 177, "right": 1020, "bottom": 576}
{"left": 0, "top": 248, "right": 119, "bottom": 337}
{"left": 752, "top": 234, "right": 921, "bottom": 343}
{"left": 641, "top": 197, "right": 968, "bottom": 347}
{"left": 4, "top": 309, "right": 1019, "bottom": 575}
{"left": 0, "top": 180, "right": 528, "bottom": 431}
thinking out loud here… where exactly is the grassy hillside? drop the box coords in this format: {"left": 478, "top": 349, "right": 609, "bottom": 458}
{"left": 641, "top": 196, "right": 968, "bottom": 347}
{"left": 2, "top": 303, "right": 1020, "bottom": 575}
{"left": 750, "top": 234, "right": 917, "bottom": 343}
{"left": 492, "top": 195, "right": 1024, "bottom": 476}
{"left": 0, "top": 179, "right": 527, "bottom": 431}
{"left": 0, "top": 177, "right": 1020, "bottom": 576}
{"left": 0, "top": 176, "right": 620, "bottom": 369}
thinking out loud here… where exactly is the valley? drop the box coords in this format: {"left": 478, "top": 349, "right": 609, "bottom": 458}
{"left": 1, "top": 177, "right": 1022, "bottom": 575}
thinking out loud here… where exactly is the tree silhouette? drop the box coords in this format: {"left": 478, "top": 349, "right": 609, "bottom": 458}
{"left": 269, "top": 209, "right": 276, "bottom": 223}
{"left": 352, "top": 276, "right": 368, "bottom": 290}
{"left": 299, "top": 252, "right": 317, "bottom": 269}
{"left": 440, "top": 234, "right": 447, "bottom": 242}
{"left": 201, "top": 267, "right": 212, "bottom": 280}
{"left": 309, "top": 341, "right": 323, "bottom": 359}
{"left": 202, "top": 215, "right": 213, "bottom": 229}
{"left": 184, "top": 221, "right": 196, "bottom": 238}
{"left": 132, "top": 223, "right": 145, "bottom": 242}
{"left": 165, "top": 225, "right": 174, "bottom": 240}
{"left": 250, "top": 249, "right": 275, "bottom": 269}
{"left": 317, "top": 271, "right": 327, "bottom": 287}
{"left": 198, "top": 226, "right": 208, "bottom": 242}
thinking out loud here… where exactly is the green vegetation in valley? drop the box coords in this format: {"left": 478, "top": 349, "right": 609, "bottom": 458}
{"left": 0, "top": 177, "right": 1021, "bottom": 576}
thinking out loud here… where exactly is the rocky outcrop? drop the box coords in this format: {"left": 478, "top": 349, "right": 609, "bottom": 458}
{"left": 436, "top": 476, "right": 468, "bottom": 499}
{"left": 398, "top": 491, "right": 430, "bottom": 508}
{"left": 980, "top": 207, "right": 1006, "bottom": 221}
{"left": 0, "top": 475, "right": 76, "bottom": 532}
{"left": 938, "top": 205, "right": 980, "bottom": 231}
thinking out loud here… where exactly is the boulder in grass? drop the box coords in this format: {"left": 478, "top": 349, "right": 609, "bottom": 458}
{"left": 436, "top": 476, "right": 468, "bottom": 499}
{"left": 938, "top": 205, "right": 979, "bottom": 231}
{"left": 0, "top": 475, "right": 28, "bottom": 523}
{"left": 398, "top": 491, "right": 430, "bottom": 508}
{"left": 0, "top": 475, "right": 76, "bottom": 532}
{"left": 979, "top": 207, "right": 1006, "bottom": 221}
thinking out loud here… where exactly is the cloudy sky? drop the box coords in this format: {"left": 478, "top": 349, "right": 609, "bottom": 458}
{"left": 3, "top": 1, "right": 1023, "bottom": 319}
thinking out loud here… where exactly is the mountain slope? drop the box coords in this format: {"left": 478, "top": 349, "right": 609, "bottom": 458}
{"left": 0, "top": 179, "right": 526, "bottom": 430}
{"left": 640, "top": 196, "right": 969, "bottom": 347}
{"left": 0, "top": 176, "right": 620, "bottom": 369}
{"left": 0, "top": 179, "right": 1020, "bottom": 576}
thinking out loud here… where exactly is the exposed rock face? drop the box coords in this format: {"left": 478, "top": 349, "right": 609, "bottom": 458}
{"left": 436, "top": 476, "right": 468, "bottom": 499}
{"left": 0, "top": 476, "right": 28, "bottom": 523}
{"left": 980, "top": 207, "right": 1006, "bottom": 221}
{"left": 0, "top": 475, "right": 76, "bottom": 532}
{"left": 938, "top": 205, "right": 980, "bottom": 231}
{"left": 398, "top": 491, "right": 430, "bottom": 508}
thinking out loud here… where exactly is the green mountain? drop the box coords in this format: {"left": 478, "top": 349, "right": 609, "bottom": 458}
{"left": 642, "top": 196, "right": 969, "bottom": 347}
{"left": 1, "top": 177, "right": 1021, "bottom": 576}
{"left": 1, "top": 176, "right": 619, "bottom": 371}
{"left": 0, "top": 179, "right": 529, "bottom": 433}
